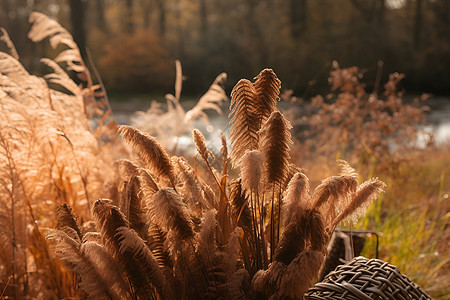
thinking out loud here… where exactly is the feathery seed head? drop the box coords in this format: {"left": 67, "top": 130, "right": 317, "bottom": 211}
{"left": 239, "top": 150, "right": 264, "bottom": 193}
{"left": 259, "top": 111, "right": 293, "bottom": 185}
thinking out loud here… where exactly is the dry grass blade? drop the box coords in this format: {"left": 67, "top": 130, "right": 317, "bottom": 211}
{"left": 116, "top": 159, "right": 140, "bottom": 180}
{"left": 147, "top": 223, "right": 173, "bottom": 270}
{"left": 0, "top": 52, "right": 29, "bottom": 78}
{"left": 253, "top": 68, "right": 281, "bottom": 125}
{"left": 174, "top": 60, "right": 182, "bottom": 102}
{"left": 332, "top": 178, "right": 386, "bottom": 228}
{"left": 81, "top": 241, "right": 131, "bottom": 300}
{"left": 46, "top": 229, "right": 114, "bottom": 298}
{"left": 258, "top": 111, "right": 292, "bottom": 185}
{"left": 115, "top": 227, "right": 168, "bottom": 299}
{"left": 312, "top": 175, "right": 358, "bottom": 209}
{"left": 149, "top": 188, "right": 195, "bottom": 242}
{"left": 28, "top": 12, "right": 90, "bottom": 82}
{"left": 311, "top": 175, "right": 359, "bottom": 225}
{"left": 0, "top": 28, "right": 19, "bottom": 60}
{"left": 229, "top": 180, "right": 252, "bottom": 233}
{"left": 138, "top": 167, "right": 159, "bottom": 195}
{"left": 120, "top": 175, "right": 148, "bottom": 238}
{"left": 28, "top": 12, "right": 88, "bottom": 77}
{"left": 229, "top": 79, "right": 260, "bottom": 165}
{"left": 173, "top": 156, "right": 211, "bottom": 210}
{"left": 55, "top": 204, "right": 82, "bottom": 240}
{"left": 192, "top": 129, "right": 215, "bottom": 163}
{"left": 337, "top": 159, "right": 358, "bottom": 178}
{"left": 219, "top": 130, "right": 228, "bottom": 176}
{"left": 185, "top": 73, "right": 227, "bottom": 124}
{"left": 118, "top": 125, "right": 176, "bottom": 188}
{"left": 92, "top": 199, "right": 153, "bottom": 297}
{"left": 40, "top": 58, "right": 82, "bottom": 95}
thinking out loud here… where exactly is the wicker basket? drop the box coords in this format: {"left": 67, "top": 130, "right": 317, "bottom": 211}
{"left": 319, "top": 230, "right": 367, "bottom": 280}
{"left": 305, "top": 256, "right": 432, "bottom": 300}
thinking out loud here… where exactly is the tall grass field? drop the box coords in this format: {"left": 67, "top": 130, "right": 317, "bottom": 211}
{"left": 0, "top": 12, "right": 448, "bottom": 299}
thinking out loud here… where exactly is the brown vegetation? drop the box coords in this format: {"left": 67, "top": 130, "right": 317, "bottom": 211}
{"left": 0, "top": 14, "right": 388, "bottom": 299}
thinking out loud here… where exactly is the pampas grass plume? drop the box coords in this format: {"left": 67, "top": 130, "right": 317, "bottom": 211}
{"left": 192, "top": 129, "right": 214, "bottom": 163}
{"left": 333, "top": 178, "right": 386, "bottom": 228}
{"left": 239, "top": 150, "right": 264, "bottom": 193}
{"left": 149, "top": 188, "right": 195, "bottom": 242}
{"left": 118, "top": 125, "right": 176, "bottom": 187}
{"left": 258, "top": 111, "right": 292, "bottom": 185}
{"left": 283, "top": 172, "right": 310, "bottom": 226}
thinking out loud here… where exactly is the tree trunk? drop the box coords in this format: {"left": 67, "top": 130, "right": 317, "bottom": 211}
{"left": 200, "top": 0, "right": 208, "bottom": 36}
{"left": 125, "top": 0, "right": 134, "bottom": 34}
{"left": 175, "top": 0, "right": 185, "bottom": 58}
{"left": 290, "top": 0, "right": 307, "bottom": 39}
{"left": 142, "top": 0, "right": 153, "bottom": 28}
{"left": 246, "top": 0, "right": 268, "bottom": 66}
{"left": 414, "top": 0, "right": 423, "bottom": 49}
{"left": 69, "top": 0, "right": 87, "bottom": 58}
{"left": 95, "top": 0, "right": 108, "bottom": 34}
{"left": 155, "top": 0, "right": 166, "bottom": 36}
{"left": 377, "top": 0, "right": 385, "bottom": 24}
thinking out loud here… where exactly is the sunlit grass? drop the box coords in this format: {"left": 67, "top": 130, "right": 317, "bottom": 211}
{"left": 358, "top": 147, "right": 450, "bottom": 299}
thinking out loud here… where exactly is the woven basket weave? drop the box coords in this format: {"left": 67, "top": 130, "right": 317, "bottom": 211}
{"left": 305, "top": 256, "right": 432, "bottom": 300}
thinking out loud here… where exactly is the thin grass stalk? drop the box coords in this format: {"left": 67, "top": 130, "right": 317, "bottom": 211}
{"left": 255, "top": 191, "right": 263, "bottom": 269}
{"left": 53, "top": 135, "right": 91, "bottom": 215}
{"left": 277, "top": 183, "right": 282, "bottom": 247}
{"left": 1, "top": 134, "right": 18, "bottom": 298}
{"left": 184, "top": 243, "right": 212, "bottom": 300}
{"left": 197, "top": 153, "right": 221, "bottom": 191}
{"left": 219, "top": 131, "right": 228, "bottom": 178}
{"left": 270, "top": 184, "right": 275, "bottom": 262}
{"left": 118, "top": 125, "right": 177, "bottom": 190}
{"left": 217, "top": 178, "right": 231, "bottom": 245}
{"left": 250, "top": 191, "right": 261, "bottom": 270}
{"left": 259, "top": 192, "right": 268, "bottom": 268}
{"left": 255, "top": 192, "right": 263, "bottom": 270}
{"left": 85, "top": 48, "right": 115, "bottom": 125}
{"left": 349, "top": 224, "right": 355, "bottom": 259}
{"left": 0, "top": 275, "right": 12, "bottom": 298}
{"left": 10, "top": 183, "right": 16, "bottom": 299}
{"left": 27, "top": 202, "right": 75, "bottom": 297}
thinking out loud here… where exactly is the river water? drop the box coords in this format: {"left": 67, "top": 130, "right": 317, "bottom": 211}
{"left": 425, "top": 99, "right": 450, "bottom": 145}
{"left": 110, "top": 97, "right": 450, "bottom": 146}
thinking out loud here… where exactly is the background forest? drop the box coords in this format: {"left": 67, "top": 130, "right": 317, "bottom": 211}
{"left": 1, "top": 0, "right": 450, "bottom": 96}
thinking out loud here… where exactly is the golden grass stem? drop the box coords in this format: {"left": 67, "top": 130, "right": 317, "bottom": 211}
{"left": 260, "top": 192, "right": 268, "bottom": 269}
{"left": 277, "top": 183, "right": 282, "bottom": 248}
{"left": 0, "top": 275, "right": 13, "bottom": 298}
{"left": 270, "top": 184, "right": 275, "bottom": 262}
{"left": 250, "top": 191, "right": 261, "bottom": 270}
